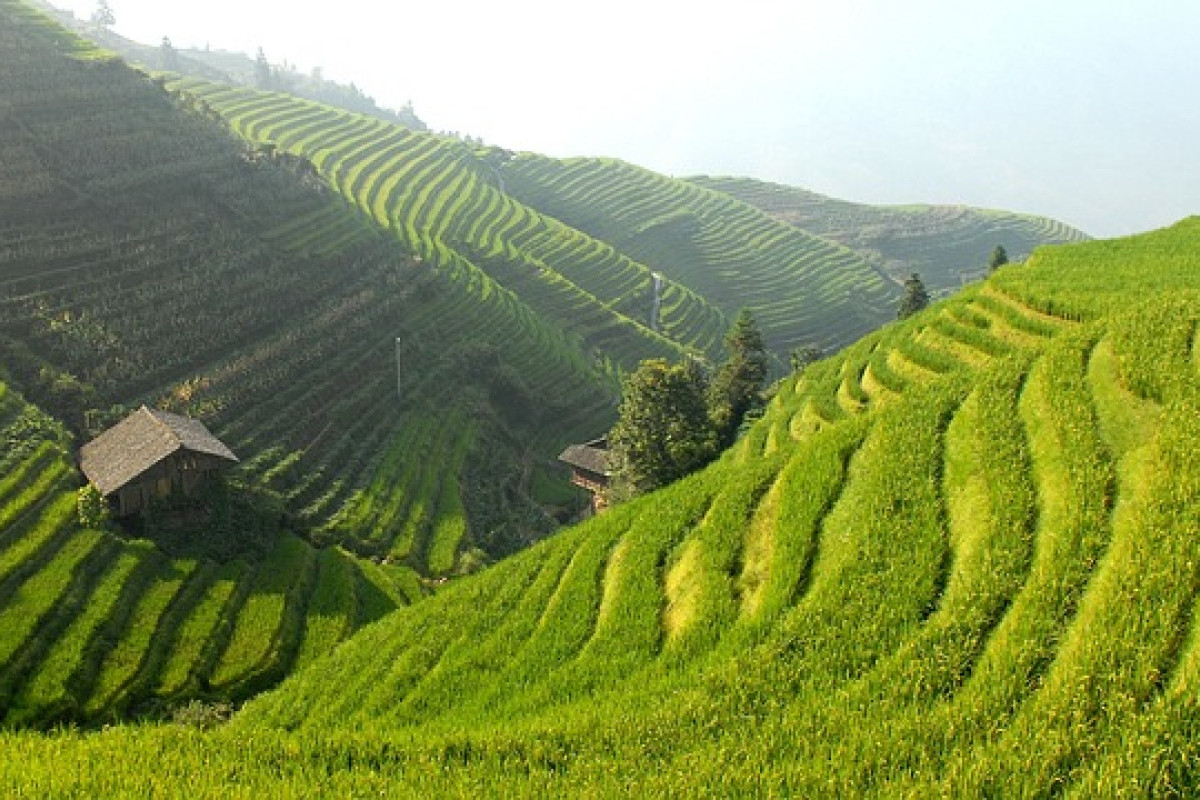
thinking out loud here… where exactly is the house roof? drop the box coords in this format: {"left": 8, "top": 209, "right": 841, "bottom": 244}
{"left": 557, "top": 437, "right": 611, "bottom": 477}
{"left": 79, "top": 405, "right": 238, "bottom": 496}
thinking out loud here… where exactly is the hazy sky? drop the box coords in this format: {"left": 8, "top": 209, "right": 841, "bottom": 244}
{"left": 51, "top": 0, "right": 1200, "bottom": 237}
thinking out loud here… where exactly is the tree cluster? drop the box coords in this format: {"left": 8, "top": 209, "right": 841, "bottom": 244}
{"left": 989, "top": 244, "right": 1009, "bottom": 273}
{"left": 897, "top": 272, "right": 930, "bottom": 319}
{"left": 90, "top": 0, "right": 115, "bottom": 29}
{"left": 607, "top": 309, "right": 769, "bottom": 501}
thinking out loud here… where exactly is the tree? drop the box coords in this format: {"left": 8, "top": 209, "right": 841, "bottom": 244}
{"left": 897, "top": 272, "right": 930, "bottom": 319}
{"left": 989, "top": 244, "right": 1009, "bottom": 273}
{"left": 90, "top": 0, "right": 115, "bottom": 28}
{"left": 709, "top": 309, "right": 769, "bottom": 447}
{"left": 254, "top": 47, "right": 273, "bottom": 90}
{"left": 608, "top": 358, "right": 717, "bottom": 500}
{"left": 790, "top": 345, "right": 823, "bottom": 374}
{"left": 160, "top": 37, "right": 180, "bottom": 72}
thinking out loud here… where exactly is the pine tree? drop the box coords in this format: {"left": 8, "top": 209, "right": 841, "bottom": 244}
{"left": 790, "top": 345, "right": 823, "bottom": 374}
{"left": 608, "top": 358, "right": 717, "bottom": 500}
{"left": 160, "top": 37, "right": 180, "bottom": 72}
{"left": 708, "top": 309, "right": 769, "bottom": 448}
{"left": 897, "top": 272, "right": 930, "bottom": 319}
{"left": 989, "top": 244, "right": 1010, "bottom": 273}
{"left": 90, "top": 0, "right": 115, "bottom": 29}
{"left": 254, "top": 47, "right": 273, "bottom": 90}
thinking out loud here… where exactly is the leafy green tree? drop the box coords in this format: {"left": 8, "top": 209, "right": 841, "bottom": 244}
{"left": 608, "top": 358, "right": 717, "bottom": 500}
{"left": 989, "top": 244, "right": 1010, "bottom": 273}
{"left": 709, "top": 309, "right": 769, "bottom": 447}
{"left": 897, "top": 272, "right": 930, "bottom": 319}
{"left": 77, "top": 484, "right": 111, "bottom": 528}
{"left": 90, "top": 0, "right": 115, "bottom": 28}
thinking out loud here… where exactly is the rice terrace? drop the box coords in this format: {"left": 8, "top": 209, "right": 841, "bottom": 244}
{"left": 1, "top": 0, "right": 1199, "bottom": 795}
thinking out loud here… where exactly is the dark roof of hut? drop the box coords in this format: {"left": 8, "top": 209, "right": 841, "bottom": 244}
{"left": 557, "top": 437, "right": 611, "bottom": 477}
{"left": 79, "top": 406, "right": 238, "bottom": 496}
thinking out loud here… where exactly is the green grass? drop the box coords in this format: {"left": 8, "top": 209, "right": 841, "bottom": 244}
{"left": 292, "top": 547, "right": 357, "bottom": 671}
{"left": 154, "top": 560, "right": 251, "bottom": 697}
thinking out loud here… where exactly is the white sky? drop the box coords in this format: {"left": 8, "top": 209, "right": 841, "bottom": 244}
{"left": 50, "top": 0, "right": 1200, "bottom": 237}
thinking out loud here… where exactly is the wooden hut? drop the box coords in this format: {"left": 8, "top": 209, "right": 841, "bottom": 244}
{"left": 79, "top": 406, "right": 238, "bottom": 517}
{"left": 557, "top": 437, "right": 611, "bottom": 514}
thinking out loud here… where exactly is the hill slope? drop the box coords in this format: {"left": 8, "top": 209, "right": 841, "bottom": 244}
{"left": 692, "top": 175, "right": 1091, "bottom": 292}
{"left": 0, "top": 380, "right": 411, "bottom": 725}
{"left": 0, "top": 0, "right": 621, "bottom": 573}
{"left": 500, "top": 156, "right": 898, "bottom": 356}
{"left": 4, "top": 220, "right": 1199, "bottom": 793}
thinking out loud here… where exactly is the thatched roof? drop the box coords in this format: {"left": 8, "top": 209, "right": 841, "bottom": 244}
{"left": 557, "top": 437, "right": 611, "bottom": 476}
{"left": 80, "top": 406, "right": 238, "bottom": 496}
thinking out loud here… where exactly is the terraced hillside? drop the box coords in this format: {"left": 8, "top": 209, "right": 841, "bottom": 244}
{"left": 502, "top": 155, "right": 899, "bottom": 356}
{"left": 5, "top": 220, "right": 1198, "bottom": 794}
{"left": 0, "top": 381, "right": 412, "bottom": 726}
{"left": 158, "top": 79, "right": 936, "bottom": 362}
{"left": 0, "top": 0, "right": 617, "bottom": 570}
{"left": 163, "top": 77, "right": 721, "bottom": 364}
{"left": 692, "top": 175, "right": 1090, "bottom": 292}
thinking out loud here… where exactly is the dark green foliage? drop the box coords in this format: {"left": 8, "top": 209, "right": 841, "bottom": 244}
{"left": 897, "top": 272, "right": 930, "bottom": 319}
{"left": 608, "top": 359, "right": 717, "bottom": 500}
{"left": 789, "top": 345, "right": 823, "bottom": 374}
{"left": 135, "top": 478, "right": 282, "bottom": 563}
{"left": 989, "top": 244, "right": 1010, "bottom": 272}
{"left": 709, "top": 309, "right": 769, "bottom": 448}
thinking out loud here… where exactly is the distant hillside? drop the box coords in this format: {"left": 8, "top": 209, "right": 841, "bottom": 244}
{"left": 502, "top": 156, "right": 898, "bottom": 357}
{"left": 691, "top": 175, "right": 1090, "bottom": 292}
{"left": 6, "top": 211, "right": 1199, "bottom": 791}
{"left": 32, "top": 0, "right": 426, "bottom": 129}
{"left": 165, "top": 77, "right": 713, "bottom": 367}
